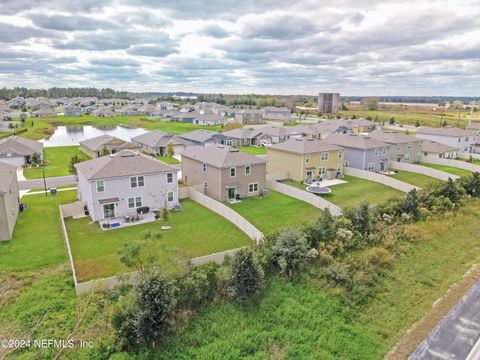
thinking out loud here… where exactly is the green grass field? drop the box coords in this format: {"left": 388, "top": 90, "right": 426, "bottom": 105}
{"left": 420, "top": 162, "right": 472, "bottom": 177}
{"left": 155, "top": 155, "right": 181, "bottom": 164}
{"left": 389, "top": 169, "right": 442, "bottom": 189}
{"left": 226, "top": 190, "right": 322, "bottom": 236}
{"left": 238, "top": 146, "right": 267, "bottom": 155}
{"left": 66, "top": 200, "right": 252, "bottom": 282}
{"left": 282, "top": 176, "right": 404, "bottom": 208}
{"left": 0, "top": 190, "right": 77, "bottom": 271}
{"left": 23, "top": 146, "right": 88, "bottom": 179}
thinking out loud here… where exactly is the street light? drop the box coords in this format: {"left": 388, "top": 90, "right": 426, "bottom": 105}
{"left": 42, "top": 166, "right": 47, "bottom": 196}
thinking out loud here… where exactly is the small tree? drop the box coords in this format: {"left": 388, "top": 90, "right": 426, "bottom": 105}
{"left": 118, "top": 231, "right": 163, "bottom": 274}
{"left": 228, "top": 248, "right": 264, "bottom": 302}
{"left": 401, "top": 189, "right": 420, "bottom": 221}
{"left": 161, "top": 200, "right": 169, "bottom": 223}
{"left": 68, "top": 155, "right": 82, "bottom": 174}
{"left": 439, "top": 178, "right": 460, "bottom": 204}
{"left": 303, "top": 209, "right": 335, "bottom": 248}
{"left": 462, "top": 172, "right": 480, "bottom": 197}
{"left": 349, "top": 201, "right": 372, "bottom": 237}
{"left": 273, "top": 228, "right": 309, "bottom": 278}
{"left": 360, "top": 97, "right": 379, "bottom": 111}
{"left": 388, "top": 117, "right": 395, "bottom": 125}
{"left": 102, "top": 146, "right": 110, "bottom": 156}
{"left": 30, "top": 152, "right": 41, "bottom": 165}
{"left": 166, "top": 143, "right": 175, "bottom": 157}
{"left": 415, "top": 119, "right": 420, "bottom": 127}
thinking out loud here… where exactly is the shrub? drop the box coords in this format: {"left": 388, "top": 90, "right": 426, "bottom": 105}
{"left": 228, "top": 248, "right": 264, "bottom": 302}
{"left": 273, "top": 228, "right": 310, "bottom": 278}
{"left": 177, "top": 262, "right": 220, "bottom": 309}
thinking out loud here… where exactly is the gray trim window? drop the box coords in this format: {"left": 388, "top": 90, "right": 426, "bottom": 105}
{"left": 128, "top": 196, "right": 142, "bottom": 208}
{"left": 167, "top": 191, "right": 174, "bottom": 202}
{"left": 96, "top": 180, "right": 105, "bottom": 193}
{"left": 167, "top": 173, "right": 173, "bottom": 183}
{"left": 130, "top": 176, "right": 145, "bottom": 188}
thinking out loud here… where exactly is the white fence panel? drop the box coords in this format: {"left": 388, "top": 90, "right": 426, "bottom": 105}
{"left": 424, "top": 155, "right": 480, "bottom": 173}
{"left": 391, "top": 161, "right": 460, "bottom": 181}
{"left": 266, "top": 178, "right": 343, "bottom": 216}
{"left": 345, "top": 167, "right": 420, "bottom": 192}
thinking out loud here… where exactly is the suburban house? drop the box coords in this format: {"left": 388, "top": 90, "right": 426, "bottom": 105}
{"left": 234, "top": 109, "right": 263, "bottom": 124}
{"left": 157, "top": 101, "right": 176, "bottom": 111}
{"left": 369, "top": 130, "right": 423, "bottom": 163}
{"left": 421, "top": 140, "right": 459, "bottom": 159}
{"left": 177, "top": 129, "right": 226, "bottom": 147}
{"left": 325, "top": 133, "right": 390, "bottom": 172}
{"left": 92, "top": 107, "right": 116, "bottom": 117}
{"left": 221, "top": 128, "right": 273, "bottom": 147}
{"left": 33, "top": 108, "right": 56, "bottom": 117}
{"left": 0, "top": 162, "right": 20, "bottom": 241}
{"left": 260, "top": 106, "right": 291, "bottom": 117}
{"left": 181, "top": 145, "right": 267, "bottom": 202}
{"left": 75, "top": 150, "right": 179, "bottom": 222}
{"left": 415, "top": 127, "right": 476, "bottom": 154}
{"left": 79, "top": 135, "right": 137, "bottom": 158}
{"left": 266, "top": 138, "right": 344, "bottom": 182}
{"left": 131, "top": 131, "right": 193, "bottom": 157}
{"left": 466, "top": 122, "right": 480, "bottom": 153}
{"left": 192, "top": 114, "right": 226, "bottom": 126}
{"left": 64, "top": 104, "right": 82, "bottom": 117}
{"left": 0, "top": 136, "right": 44, "bottom": 167}
{"left": 171, "top": 112, "right": 197, "bottom": 123}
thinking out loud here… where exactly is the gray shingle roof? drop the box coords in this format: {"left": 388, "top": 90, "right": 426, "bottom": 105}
{"left": 178, "top": 129, "right": 225, "bottom": 143}
{"left": 369, "top": 130, "right": 421, "bottom": 144}
{"left": 0, "top": 136, "right": 43, "bottom": 157}
{"left": 324, "top": 133, "right": 388, "bottom": 150}
{"left": 421, "top": 140, "right": 458, "bottom": 154}
{"left": 75, "top": 150, "right": 177, "bottom": 180}
{"left": 182, "top": 145, "right": 266, "bottom": 168}
{"left": 268, "top": 138, "right": 342, "bottom": 154}
{"left": 416, "top": 127, "right": 477, "bottom": 137}
{"left": 79, "top": 135, "right": 132, "bottom": 151}
{"left": 0, "top": 162, "right": 17, "bottom": 194}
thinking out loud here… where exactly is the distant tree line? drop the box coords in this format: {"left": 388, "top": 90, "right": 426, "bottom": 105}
{"left": 0, "top": 87, "right": 129, "bottom": 100}
{"left": 345, "top": 96, "right": 480, "bottom": 104}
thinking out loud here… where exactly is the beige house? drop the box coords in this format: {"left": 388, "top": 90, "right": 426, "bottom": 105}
{"left": 79, "top": 135, "right": 137, "bottom": 158}
{"left": 182, "top": 145, "right": 267, "bottom": 202}
{"left": 369, "top": 130, "right": 423, "bottom": 163}
{"left": 0, "top": 162, "right": 20, "bottom": 241}
{"left": 267, "top": 138, "right": 344, "bottom": 182}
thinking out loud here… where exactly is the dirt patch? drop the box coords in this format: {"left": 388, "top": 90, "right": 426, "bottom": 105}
{"left": 385, "top": 264, "right": 480, "bottom": 360}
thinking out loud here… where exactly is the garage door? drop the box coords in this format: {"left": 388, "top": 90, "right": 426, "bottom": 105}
{"left": 0, "top": 156, "right": 25, "bottom": 167}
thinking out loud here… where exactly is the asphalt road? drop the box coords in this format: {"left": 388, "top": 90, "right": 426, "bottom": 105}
{"left": 409, "top": 281, "right": 480, "bottom": 360}
{"left": 19, "top": 175, "right": 77, "bottom": 190}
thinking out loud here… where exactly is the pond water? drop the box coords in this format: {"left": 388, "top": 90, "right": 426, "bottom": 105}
{"left": 40, "top": 125, "right": 148, "bottom": 147}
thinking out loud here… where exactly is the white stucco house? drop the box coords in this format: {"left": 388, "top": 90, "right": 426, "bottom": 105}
{"left": 75, "top": 150, "right": 179, "bottom": 222}
{"left": 415, "top": 127, "right": 476, "bottom": 155}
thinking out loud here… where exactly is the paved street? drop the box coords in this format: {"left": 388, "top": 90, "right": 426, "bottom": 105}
{"left": 19, "top": 175, "right": 77, "bottom": 190}
{"left": 409, "top": 281, "right": 480, "bottom": 360}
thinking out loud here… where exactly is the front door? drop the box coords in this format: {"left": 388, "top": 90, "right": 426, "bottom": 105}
{"left": 103, "top": 203, "right": 115, "bottom": 218}
{"left": 227, "top": 187, "right": 237, "bottom": 200}
{"left": 306, "top": 170, "right": 313, "bottom": 179}
{"left": 380, "top": 162, "right": 386, "bottom": 171}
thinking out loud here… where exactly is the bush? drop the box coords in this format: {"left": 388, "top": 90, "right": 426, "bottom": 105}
{"left": 273, "top": 228, "right": 310, "bottom": 278}
{"left": 177, "top": 262, "right": 220, "bottom": 309}
{"left": 228, "top": 248, "right": 264, "bottom": 302}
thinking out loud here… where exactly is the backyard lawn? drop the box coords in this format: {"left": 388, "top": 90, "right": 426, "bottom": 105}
{"left": 226, "top": 190, "right": 322, "bottom": 236}
{"left": 282, "top": 176, "right": 404, "bottom": 208}
{"left": 0, "top": 190, "right": 77, "bottom": 271}
{"left": 156, "top": 155, "right": 181, "bottom": 164}
{"left": 66, "top": 200, "right": 252, "bottom": 282}
{"left": 23, "top": 146, "right": 88, "bottom": 179}
{"left": 389, "top": 169, "right": 441, "bottom": 189}
{"left": 420, "top": 162, "right": 472, "bottom": 177}
{"left": 239, "top": 146, "right": 267, "bottom": 155}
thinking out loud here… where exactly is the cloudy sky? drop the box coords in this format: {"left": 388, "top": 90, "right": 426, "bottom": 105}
{"left": 0, "top": 0, "right": 479, "bottom": 95}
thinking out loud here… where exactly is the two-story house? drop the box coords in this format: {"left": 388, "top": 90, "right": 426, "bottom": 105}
{"left": 369, "top": 130, "right": 423, "bottom": 163}
{"left": 234, "top": 109, "right": 263, "bottom": 125}
{"left": 75, "top": 150, "right": 179, "bottom": 221}
{"left": 266, "top": 138, "right": 344, "bottom": 182}
{"left": 325, "top": 133, "right": 390, "bottom": 172}
{"left": 181, "top": 145, "right": 267, "bottom": 202}
{"left": 415, "top": 127, "right": 476, "bottom": 155}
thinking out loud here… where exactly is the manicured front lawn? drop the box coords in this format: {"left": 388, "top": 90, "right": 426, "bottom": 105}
{"left": 23, "top": 146, "right": 88, "bottom": 179}
{"left": 282, "top": 176, "right": 403, "bottom": 208}
{"left": 226, "top": 190, "right": 322, "bottom": 235}
{"left": 0, "top": 190, "right": 78, "bottom": 271}
{"left": 66, "top": 200, "right": 252, "bottom": 282}
{"left": 239, "top": 146, "right": 267, "bottom": 155}
{"left": 420, "top": 162, "right": 472, "bottom": 177}
{"left": 156, "top": 155, "right": 181, "bottom": 164}
{"left": 389, "top": 169, "right": 441, "bottom": 189}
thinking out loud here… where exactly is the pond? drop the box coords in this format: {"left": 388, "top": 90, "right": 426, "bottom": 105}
{"left": 40, "top": 125, "right": 148, "bottom": 147}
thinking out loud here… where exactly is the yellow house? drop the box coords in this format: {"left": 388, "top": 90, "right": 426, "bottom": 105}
{"left": 266, "top": 138, "right": 344, "bottom": 181}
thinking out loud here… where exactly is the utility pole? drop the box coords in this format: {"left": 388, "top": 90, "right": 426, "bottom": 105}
{"left": 42, "top": 167, "right": 47, "bottom": 196}
{"left": 456, "top": 108, "right": 461, "bottom": 127}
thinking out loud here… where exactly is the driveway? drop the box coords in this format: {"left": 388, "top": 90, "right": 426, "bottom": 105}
{"left": 19, "top": 175, "right": 77, "bottom": 190}
{"left": 409, "top": 281, "right": 480, "bottom": 360}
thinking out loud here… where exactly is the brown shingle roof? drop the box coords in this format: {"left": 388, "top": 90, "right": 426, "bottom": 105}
{"left": 75, "top": 150, "right": 177, "bottom": 180}
{"left": 182, "top": 145, "right": 266, "bottom": 168}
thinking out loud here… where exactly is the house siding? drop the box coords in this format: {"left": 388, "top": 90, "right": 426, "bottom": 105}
{"left": 344, "top": 147, "right": 390, "bottom": 172}
{"left": 416, "top": 133, "right": 476, "bottom": 154}
{"left": 0, "top": 175, "right": 19, "bottom": 241}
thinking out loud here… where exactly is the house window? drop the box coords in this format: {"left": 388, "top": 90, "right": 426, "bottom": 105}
{"left": 230, "top": 167, "right": 236, "bottom": 177}
{"left": 397, "top": 144, "right": 401, "bottom": 151}
{"left": 167, "top": 191, "right": 174, "bottom": 202}
{"left": 338, "top": 150, "right": 343, "bottom": 158}
{"left": 374, "top": 148, "right": 379, "bottom": 156}
{"left": 404, "top": 153, "right": 410, "bottom": 161}
{"left": 167, "top": 173, "right": 173, "bottom": 183}
{"left": 245, "top": 165, "right": 251, "bottom": 175}
{"left": 382, "top": 147, "right": 387, "bottom": 155}
{"left": 305, "top": 154, "right": 310, "bottom": 163}
{"left": 202, "top": 163, "right": 207, "bottom": 172}
{"left": 407, "top": 143, "right": 412, "bottom": 150}
{"left": 344, "top": 160, "right": 349, "bottom": 167}
{"left": 131, "top": 176, "right": 144, "bottom": 188}
{"left": 203, "top": 181, "right": 208, "bottom": 188}
{"left": 367, "top": 162, "right": 375, "bottom": 171}
{"left": 321, "top": 152, "right": 328, "bottom": 161}
{"left": 138, "top": 176, "right": 144, "bottom": 187}
{"left": 318, "top": 167, "right": 326, "bottom": 176}
{"left": 416, "top": 153, "right": 421, "bottom": 160}
{"left": 248, "top": 182, "right": 259, "bottom": 193}
{"left": 128, "top": 196, "right": 142, "bottom": 208}
{"left": 96, "top": 180, "right": 104, "bottom": 192}
{"left": 226, "top": 140, "right": 234, "bottom": 146}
